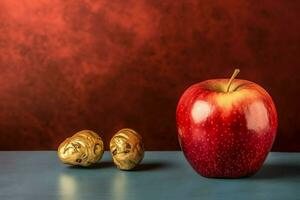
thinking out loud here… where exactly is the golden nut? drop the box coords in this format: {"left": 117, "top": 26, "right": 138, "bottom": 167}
{"left": 58, "top": 130, "right": 104, "bottom": 167}
{"left": 110, "top": 128, "right": 144, "bottom": 170}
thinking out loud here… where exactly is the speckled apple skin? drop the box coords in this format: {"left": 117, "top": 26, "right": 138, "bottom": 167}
{"left": 176, "top": 79, "right": 278, "bottom": 178}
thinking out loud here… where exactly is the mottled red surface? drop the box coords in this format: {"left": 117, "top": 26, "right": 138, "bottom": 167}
{"left": 0, "top": 0, "right": 299, "bottom": 150}
{"left": 176, "top": 79, "right": 278, "bottom": 177}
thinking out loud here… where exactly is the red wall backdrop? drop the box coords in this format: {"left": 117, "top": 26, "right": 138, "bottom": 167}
{"left": 0, "top": 0, "right": 299, "bottom": 151}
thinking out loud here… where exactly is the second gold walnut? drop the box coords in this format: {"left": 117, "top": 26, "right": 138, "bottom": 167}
{"left": 110, "top": 128, "right": 144, "bottom": 170}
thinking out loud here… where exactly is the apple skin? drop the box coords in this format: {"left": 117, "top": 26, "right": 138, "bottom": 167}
{"left": 176, "top": 79, "right": 278, "bottom": 178}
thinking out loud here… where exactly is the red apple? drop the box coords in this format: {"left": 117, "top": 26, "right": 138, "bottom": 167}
{"left": 176, "top": 69, "right": 278, "bottom": 178}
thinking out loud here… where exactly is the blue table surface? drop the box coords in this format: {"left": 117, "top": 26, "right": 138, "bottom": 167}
{"left": 0, "top": 151, "right": 299, "bottom": 200}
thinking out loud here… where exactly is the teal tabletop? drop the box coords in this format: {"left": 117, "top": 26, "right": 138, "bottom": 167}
{"left": 0, "top": 151, "right": 299, "bottom": 200}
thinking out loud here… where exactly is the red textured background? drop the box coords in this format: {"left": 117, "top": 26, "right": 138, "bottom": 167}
{"left": 0, "top": 0, "right": 299, "bottom": 151}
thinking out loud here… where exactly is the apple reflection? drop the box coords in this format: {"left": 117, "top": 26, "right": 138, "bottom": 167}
{"left": 191, "top": 100, "right": 213, "bottom": 124}
{"left": 245, "top": 101, "right": 269, "bottom": 132}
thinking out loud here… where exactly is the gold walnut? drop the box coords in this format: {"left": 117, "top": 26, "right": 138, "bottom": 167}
{"left": 58, "top": 130, "right": 104, "bottom": 167}
{"left": 110, "top": 128, "right": 144, "bottom": 170}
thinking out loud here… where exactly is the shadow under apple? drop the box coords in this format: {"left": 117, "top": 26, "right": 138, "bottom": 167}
{"left": 252, "top": 163, "right": 300, "bottom": 179}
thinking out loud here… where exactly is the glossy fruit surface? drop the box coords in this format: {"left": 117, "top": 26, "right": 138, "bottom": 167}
{"left": 176, "top": 78, "right": 278, "bottom": 178}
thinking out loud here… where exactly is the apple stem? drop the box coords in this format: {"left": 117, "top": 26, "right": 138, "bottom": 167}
{"left": 226, "top": 68, "right": 240, "bottom": 93}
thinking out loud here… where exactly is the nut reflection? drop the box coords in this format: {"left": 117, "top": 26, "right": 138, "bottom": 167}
{"left": 110, "top": 128, "right": 144, "bottom": 170}
{"left": 58, "top": 130, "right": 104, "bottom": 167}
